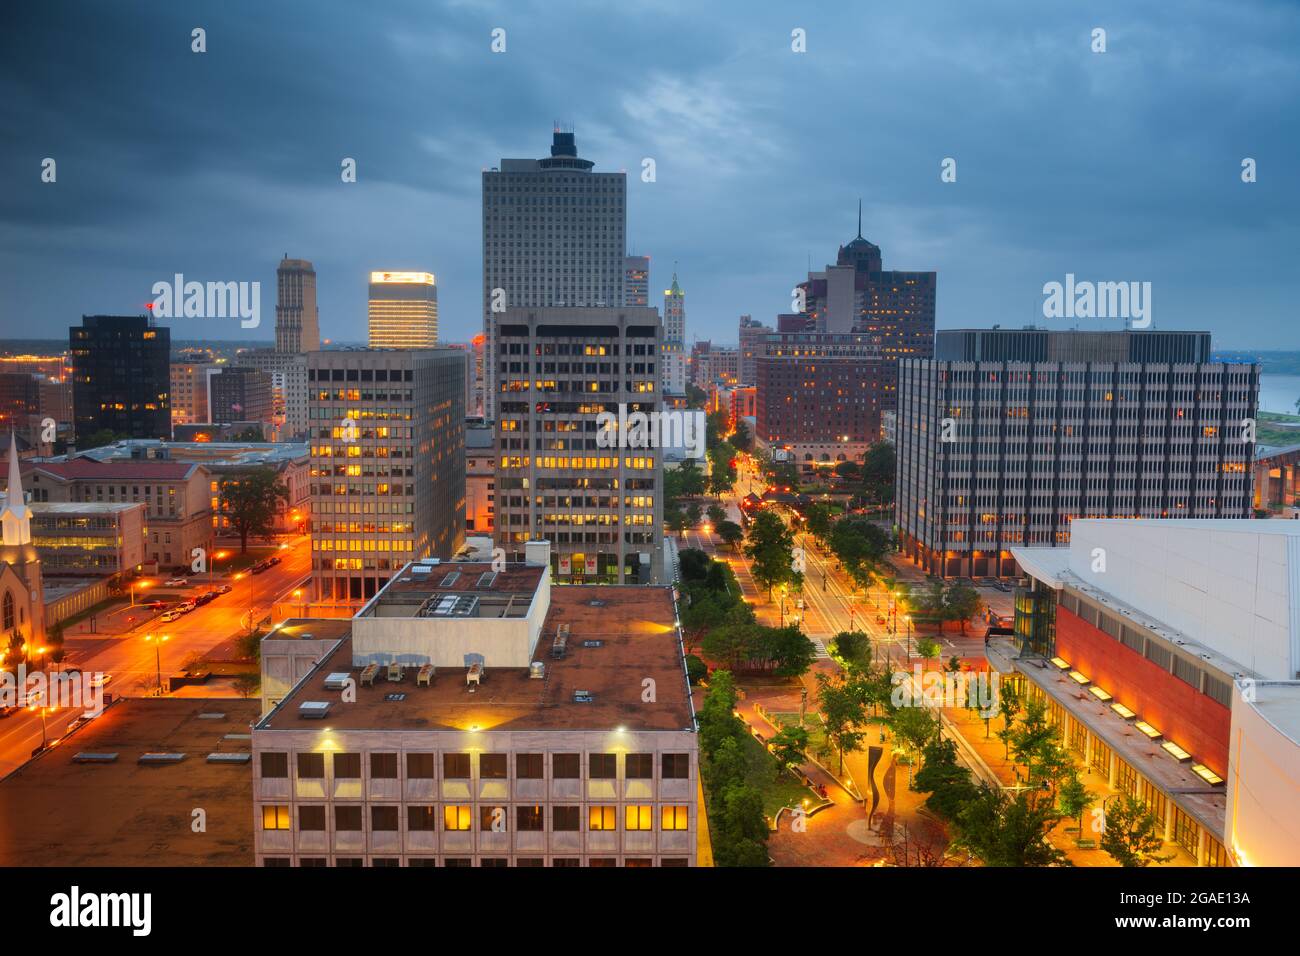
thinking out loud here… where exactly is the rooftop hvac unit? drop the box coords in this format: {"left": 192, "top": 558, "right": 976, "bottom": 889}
{"left": 529, "top": 661, "right": 545, "bottom": 680}
{"left": 323, "top": 672, "right": 351, "bottom": 690}
{"left": 138, "top": 753, "right": 186, "bottom": 765}
{"left": 551, "top": 623, "right": 571, "bottom": 660}
{"left": 466, "top": 662, "right": 483, "bottom": 687}
{"left": 411, "top": 565, "right": 433, "bottom": 575}
{"left": 299, "top": 701, "right": 332, "bottom": 719}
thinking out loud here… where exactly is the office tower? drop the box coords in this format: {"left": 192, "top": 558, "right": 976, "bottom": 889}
{"left": 661, "top": 273, "right": 687, "bottom": 396}
{"left": 0, "top": 373, "right": 40, "bottom": 440}
{"left": 368, "top": 271, "right": 439, "bottom": 348}
{"left": 170, "top": 360, "right": 218, "bottom": 426}
{"left": 252, "top": 559, "right": 698, "bottom": 867}
{"left": 494, "top": 306, "right": 663, "bottom": 584}
{"left": 990, "top": 518, "right": 1300, "bottom": 866}
{"left": 306, "top": 349, "right": 465, "bottom": 610}
{"left": 895, "top": 329, "right": 1258, "bottom": 578}
{"left": 755, "top": 331, "right": 890, "bottom": 468}
{"left": 738, "top": 315, "right": 772, "bottom": 386}
{"left": 464, "top": 420, "right": 495, "bottom": 535}
{"left": 275, "top": 256, "right": 320, "bottom": 354}
{"left": 624, "top": 255, "right": 650, "bottom": 307}
{"left": 240, "top": 349, "right": 309, "bottom": 439}
{"left": 442, "top": 343, "right": 477, "bottom": 424}
{"left": 69, "top": 315, "right": 171, "bottom": 441}
{"left": 482, "top": 129, "right": 627, "bottom": 418}
{"left": 210, "top": 366, "right": 275, "bottom": 426}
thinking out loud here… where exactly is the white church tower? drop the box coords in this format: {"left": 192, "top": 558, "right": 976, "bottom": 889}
{"left": 0, "top": 435, "right": 45, "bottom": 654}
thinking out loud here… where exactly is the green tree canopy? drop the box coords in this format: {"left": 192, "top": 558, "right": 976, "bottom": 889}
{"left": 218, "top": 467, "right": 289, "bottom": 553}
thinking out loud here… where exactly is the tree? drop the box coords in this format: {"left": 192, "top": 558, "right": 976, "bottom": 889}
{"left": 889, "top": 705, "right": 940, "bottom": 787}
{"left": 730, "top": 418, "right": 752, "bottom": 452}
{"left": 229, "top": 425, "right": 265, "bottom": 442}
{"left": 913, "top": 737, "right": 980, "bottom": 821}
{"left": 816, "top": 671, "right": 866, "bottom": 775}
{"left": 218, "top": 467, "right": 289, "bottom": 554}
{"left": 954, "top": 787, "right": 1068, "bottom": 867}
{"left": 1009, "top": 698, "right": 1075, "bottom": 793}
{"left": 232, "top": 674, "right": 260, "bottom": 698}
{"left": 678, "top": 547, "right": 712, "bottom": 583}
{"left": 942, "top": 583, "right": 984, "bottom": 634}
{"left": 1100, "top": 794, "right": 1174, "bottom": 867}
{"left": 78, "top": 428, "right": 126, "bottom": 450}
{"left": 834, "top": 460, "right": 860, "bottom": 481}
{"left": 804, "top": 502, "right": 834, "bottom": 545}
{"left": 706, "top": 504, "right": 728, "bottom": 527}
{"left": 1057, "top": 772, "right": 1093, "bottom": 833}
{"left": 915, "top": 637, "right": 941, "bottom": 669}
{"left": 758, "top": 625, "right": 816, "bottom": 679}
{"left": 664, "top": 502, "right": 690, "bottom": 539}
{"left": 829, "top": 515, "right": 890, "bottom": 590}
{"left": 665, "top": 458, "right": 706, "bottom": 502}
{"left": 745, "top": 510, "right": 797, "bottom": 599}
{"left": 714, "top": 783, "right": 770, "bottom": 867}
{"left": 715, "top": 520, "right": 744, "bottom": 552}
{"left": 769, "top": 725, "right": 809, "bottom": 780}
{"left": 684, "top": 654, "right": 707, "bottom": 685}
{"left": 828, "top": 630, "right": 871, "bottom": 669}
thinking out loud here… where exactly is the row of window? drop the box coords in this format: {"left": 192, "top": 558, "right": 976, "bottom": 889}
{"left": 262, "top": 804, "right": 691, "bottom": 833}
{"left": 264, "top": 857, "right": 687, "bottom": 868}
{"left": 261, "top": 751, "right": 691, "bottom": 780}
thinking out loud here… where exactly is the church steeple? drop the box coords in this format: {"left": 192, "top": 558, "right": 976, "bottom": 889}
{"left": 1, "top": 433, "right": 32, "bottom": 547}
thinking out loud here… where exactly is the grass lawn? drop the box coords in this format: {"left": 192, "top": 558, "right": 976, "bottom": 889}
{"left": 212, "top": 545, "right": 284, "bottom": 574}
{"left": 736, "top": 731, "right": 815, "bottom": 819}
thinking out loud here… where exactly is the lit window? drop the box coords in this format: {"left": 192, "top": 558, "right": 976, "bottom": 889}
{"left": 261, "top": 805, "right": 290, "bottom": 830}
{"left": 661, "top": 805, "right": 690, "bottom": 830}
{"left": 443, "top": 805, "right": 472, "bottom": 831}
{"left": 625, "top": 805, "right": 653, "bottom": 831}
{"left": 588, "top": 806, "right": 617, "bottom": 831}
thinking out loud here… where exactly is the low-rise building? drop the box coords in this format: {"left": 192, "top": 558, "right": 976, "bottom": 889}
{"left": 465, "top": 421, "right": 494, "bottom": 536}
{"left": 29, "top": 501, "right": 147, "bottom": 576}
{"left": 252, "top": 556, "right": 697, "bottom": 867}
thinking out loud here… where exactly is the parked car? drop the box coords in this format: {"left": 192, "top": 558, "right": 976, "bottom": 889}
{"left": 164, "top": 577, "right": 187, "bottom": 587}
{"left": 161, "top": 610, "right": 183, "bottom": 622}
{"left": 88, "top": 673, "right": 112, "bottom": 689}
{"left": 194, "top": 591, "right": 217, "bottom": 606}
{"left": 267, "top": 556, "right": 281, "bottom": 567}
{"left": 215, "top": 584, "right": 233, "bottom": 595}
{"left": 250, "top": 562, "right": 269, "bottom": 575}
{"left": 145, "top": 600, "right": 167, "bottom": 610}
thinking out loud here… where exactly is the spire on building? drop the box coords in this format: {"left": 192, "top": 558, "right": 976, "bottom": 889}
{"left": 857, "top": 198, "right": 863, "bottom": 239}
{"left": 1, "top": 432, "right": 32, "bottom": 547}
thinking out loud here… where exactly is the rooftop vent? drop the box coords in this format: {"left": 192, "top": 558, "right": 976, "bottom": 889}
{"left": 298, "top": 701, "right": 332, "bottom": 719}
{"left": 323, "top": 673, "right": 352, "bottom": 690}
{"left": 551, "top": 623, "right": 571, "bottom": 660}
{"left": 573, "top": 689, "right": 594, "bottom": 703}
{"left": 587, "top": 599, "right": 606, "bottom": 608}
{"left": 206, "top": 753, "right": 251, "bottom": 764}
{"left": 73, "top": 752, "right": 119, "bottom": 764}
{"left": 529, "top": 661, "right": 545, "bottom": 680}
{"left": 410, "top": 565, "right": 433, "bottom": 575}
{"left": 138, "top": 752, "right": 186, "bottom": 765}
{"left": 384, "top": 693, "right": 407, "bottom": 702}
{"left": 439, "top": 571, "right": 461, "bottom": 587}
{"left": 223, "top": 733, "right": 252, "bottom": 741}
{"left": 197, "top": 712, "right": 226, "bottom": 720}
{"left": 421, "top": 594, "right": 479, "bottom": 617}
{"left": 582, "top": 640, "right": 604, "bottom": 649}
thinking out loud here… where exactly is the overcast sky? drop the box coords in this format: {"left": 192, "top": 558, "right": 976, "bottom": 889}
{"left": 2, "top": 0, "right": 1298, "bottom": 349}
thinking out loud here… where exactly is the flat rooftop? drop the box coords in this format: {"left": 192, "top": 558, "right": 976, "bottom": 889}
{"left": 261, "top": 586, "right": 691, "bottom": 733}
{"left": 266, "top": 618, "right": 355, "bottom": 643}
{"left": 0, "top": 698, "right": 259, "bottom": 866}
{"left": 1250, "top": 682, "right": 1300, "bottom": 746}
{"left": 360, "top": 561, "right": 545, "bottom": 620}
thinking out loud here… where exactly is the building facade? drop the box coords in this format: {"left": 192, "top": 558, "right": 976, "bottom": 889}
{"left": 991, "top": 519, "right": 1300, "bottom": 867}
{"left": 368, "top": 272, "right": 439, "bottom": 349}
{"left": 275, "top": 257, "right": 320, "bottom": 354}
{"left": 896, "top": 329, "right": 1258, "bottom": 578}
{"left": 623, "top": 255, "right": 649, "bottom": 307}
{"left": 661, "top": 273, "right": 687, "bottom": 397}
{"left": 494, "top": 307, "right": 663, "bottom": 585}
{"left": 28, "top": 501, "right": 147, "bottom": 576}
{"left": 306, "top": 349, "right": 466, "bottom": 611}
{"left": 170, "top": 360, "right": 217, "bottom": 427}
{"left": 481, "top": 130, "right": 626, "bottom": 419}
{"left": 69, "top": 315, "right": 171, "bottom": 441}
{"left": 465, "top": 421, "right": 495, "bottom": 536}
{"left": 252, "top": 562, "right": 697, "bottom": 867}
{"left": 738, "top": 314, "right": 771, "bottom": 386}
{"left": 210, "top": 366, "right": 275, "bottom": 427}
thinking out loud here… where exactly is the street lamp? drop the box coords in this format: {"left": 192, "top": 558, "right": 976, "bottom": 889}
{"left": 904, "top": 614, "right": 914, "bottom": 662}
{"left": 144, "top": 633, "right": 170, "bottom": 695}
{"left": 211, "top": 548, "right": 229, "bottom": 587}
{"left": 293, "top": 588, "right": 305, "bottom": 617}
{"left": 130, "top": 579, "right": 151, "bottom": 607}
{"left": 235, "top": 572, "right": 254, "bottom": 637}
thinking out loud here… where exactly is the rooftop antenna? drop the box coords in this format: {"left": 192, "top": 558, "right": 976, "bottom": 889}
{"left": 857, "top": 198, "right": 863, "bottom": 239}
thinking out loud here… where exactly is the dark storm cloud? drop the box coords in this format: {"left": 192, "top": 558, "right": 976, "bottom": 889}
{"left": 0, "top": 0, "right": 1297, "bottom": 347}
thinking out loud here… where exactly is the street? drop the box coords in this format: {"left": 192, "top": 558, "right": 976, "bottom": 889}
{"left": 0, "top": 534, "right": 311, "bottom": 778}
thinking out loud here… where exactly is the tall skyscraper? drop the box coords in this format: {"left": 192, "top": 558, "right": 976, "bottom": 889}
{"left": 624, "top": 255, "right": 650, "bottom": 306}
{"left": 481, "top": 129, "right": 627, "bottom": 418}
{"left": 661, "top": 272, "right": 687, "bottom": 396}
{"left": 170, "top": 359, "right": 217, "bottom": 427}
{"left": 367, "top": 271, "right": 438, "bottom": 348}
{"left": 238, "top": 349, "right": 309, "bottom": 440}
{"left": 275, "top": 256, "right": 320, "bottom": 354}
{"left": 306, "top": 349, "right": 465, "bottom": 610}
{"left": 69, "top": 314, "right": 171, "bottom": 441}
{"left": 493, "top": 306, "right": 663, "bottom": 585}
{"left": 895, "top": 329, "right": 1258, "bottom": 578}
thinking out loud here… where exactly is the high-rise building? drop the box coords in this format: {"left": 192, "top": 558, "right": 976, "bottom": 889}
{"left": 252, "top": 561, "right": 698, "bottom": 867}
{"left": 239, "top": 349, "right": 309, "bottom": 440}
{"left": 170, "top": 360, "right": 217, "bottom": 427}
{"left": 69, "top": 314, "right": 170, "bottom": 441}
{"left": 368, "top": 271, "right": 439, "bottom": 349}
{"left": 275, "top": 257, "right": 320, "bottom": 354}
{"left": 690, "top": 343, "right": 739, "bottom": 391}
{"left": 306, "top": 349, "right": 466, "bottom": 611}
{"left": 210, "top": 366, "right": 275, "bottom": 427}
{"left": 661, "top": 273, "right": 687, "bottom": 396}
{"left": 755, "top": 331, "right": 890, "bottom": 468}
{"left": 481, "top": 129, "right": 627, "bottom": 418}
{"left": 895, "top": 329, "right": 1258, "bottom": 578}
{"left": 624, "top": 255, "right": 650, "bottom": 307}
{"left": 738, "top": 314, "right": 772, "bottom": 386}
{"left": 494, "top": 306, "right": 663, "bottom": 584}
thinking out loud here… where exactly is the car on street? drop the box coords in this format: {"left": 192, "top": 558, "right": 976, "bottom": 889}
{"left": 161, "top": 610, "right": 183, "bottom": 622}
{"left": 164, "top": 577, "right": 187, "bottom": 587}
{"left": 88, "top": 673, "right": 112, "bottom": 689}
{"left": 194, "top": 591, "right": 217, "bottom": 606}
{"left": 215, "top": 584, "right": 233, "bottom": 595}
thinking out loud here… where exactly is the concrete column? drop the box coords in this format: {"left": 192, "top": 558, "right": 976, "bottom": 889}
{"left": 1196, "top": 828, "right": 1208, "bottom": 867}
{"left": 1163, "top": 797, "right": 1174, "bottom": 842}
{"left": 1107, "top": 751, "right": 1117, "bottom": 789}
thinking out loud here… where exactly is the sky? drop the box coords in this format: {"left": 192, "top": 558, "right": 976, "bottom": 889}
{"left": 1, "top": 0, "right": 1298, "bottom": 350}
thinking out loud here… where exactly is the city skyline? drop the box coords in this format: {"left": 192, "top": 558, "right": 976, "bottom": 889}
{"left": 3, "top": 1, "right": 1298, "bottom": 348}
